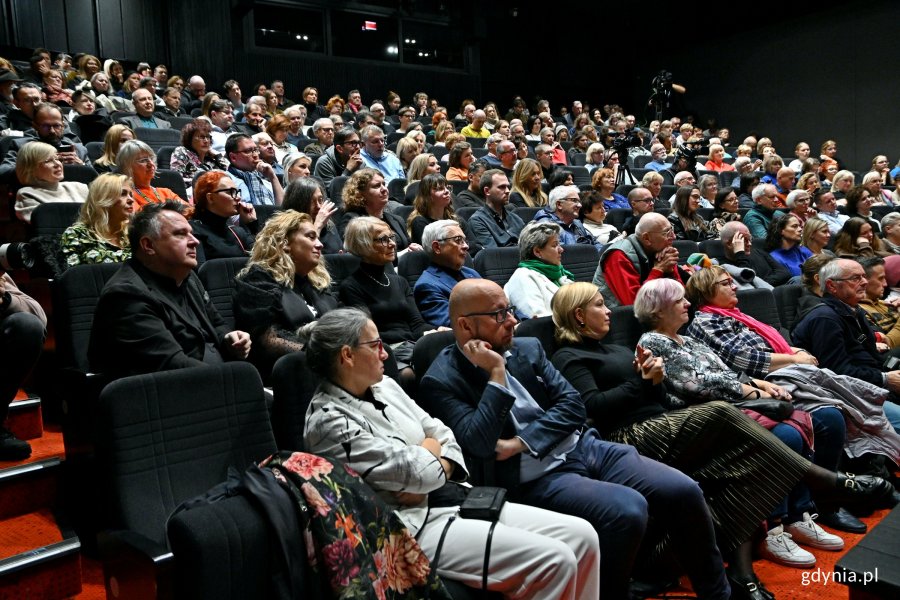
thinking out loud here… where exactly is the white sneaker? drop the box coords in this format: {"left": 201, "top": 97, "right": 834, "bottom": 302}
{"left": 758, "top": 524, "right": 816, "bottom": 568}
{"left": 785, "top": 512, "right": 845, "bottom": 551}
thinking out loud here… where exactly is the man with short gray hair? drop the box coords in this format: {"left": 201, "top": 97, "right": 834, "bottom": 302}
{"left": 594, "top": 212, "right": 681, "bottom": 307}
{"left": 414, "top": 219, "right": 482, "bottom": 327}
{"left": 359, "top": 124, "right": 405, "bottom": 183}
{"left": 793, "top": 258, "right": 900, "bottom": 430}
{"left": 533, "top": 185, "right": 602, "bottom": 251}
{"left": 304, "top": 117, "right": 335, "bottom": 157}
{"left": 744, "top": 184, "right": 785, "bottom": 238}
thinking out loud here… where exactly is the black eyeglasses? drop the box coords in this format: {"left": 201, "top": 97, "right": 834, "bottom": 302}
{"left": 374, "top": 234, "right": 397, "bottom": 247}
{"left": 214, "top": 188, "right": 241, "bottom": 198}
{"left": 357, "top": 338, "right": 384, "bottom": 352}
{"left": 463, "top": 305, "right": 517, "bottom": 324}
{"left": 438, "top": 235, "right": 467, "bottom": 245}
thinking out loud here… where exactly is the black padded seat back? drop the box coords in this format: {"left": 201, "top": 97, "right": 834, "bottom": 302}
{"left": 30, "top": 201, "right": 83, "bottom": 237}
{"left": 561, "top": 165, "right": 591, "bottom": 186}
{"left": 86, "top": 141, "right": 104, "bottom": 162}
{"left": 513, "top": 206, "right": 541, "bottom": 222}
{"left": 197, "top": 257, "right": 248, "bottom": 331}
{"left": 672, "top": 240, "right": 699, "bottom": 264}
{"left": 773, "top": 284, "right": 804, "bottom": 333}
{"left": 411, "top": 330, "right": 456, "bottom": 391}
{"left": 63, "top": 163, "right": 100, "bottom": 184}
{"left": 456, "top": 206, "right": 479, "bottom": 222}
{"left": 270, "top": 352, "right": 321, "bottom": 450}
{"left": 605, "top": 208, "right": 632, "bottom": 231}
{"left": 52, "top": 262, "right": 124, "bottom": 372}
{"left": 388, "top": 178, "right": 408, "bottom": 203}
{"left": 97, "top": 363, "right": 276, "bottom": 546}
{"left": 561, "top": 244, "right": 600, "bottom": 282}
{"left": 329, "top": 176, "right": 349, "bottom": 205}
{"left": 152, "top": 168, "right": 189, "bottom": 201}
{"left": 135, "top": 127, "right": 182, "bottom": 152}
{"left": 167, "top": 116, "right": 195, "bottom": 131}
{"left": 254, "top": 204, "right": 280, "bottom": 228}
{"left": 699, "top": 239, "right": 726, "bottom": 261}
{"left": 392, "top": 204, "right": 414, "bottom": 223}
{"left": 156, "top": 145, "right": 177, "bottom": 168}
{"left": 736, "top": 288, "right": 784, "bottom": 334}
{"left": 604, "top": 305, "right": 643, "bottom": 350}
{"left": 514, "top": 317, "right": 557, "bottom": 356}
{"left": 473, "top": 246, "right": 519, "bottom": 287}
{"left": 168, "top": 493, "right": 279, "bottom": 599}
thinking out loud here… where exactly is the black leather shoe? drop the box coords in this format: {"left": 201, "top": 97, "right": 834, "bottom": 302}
{"left": 728, "top": 574, "right": 774, "bottom": 600}
{"left": 817, "top": 507, "right": 867, "bottom": 534}
{"left": 0, "top": 427, "right": 31, "bottom": 461}
{"left": 826, "top": 473, "right": 895, "bottom": 507}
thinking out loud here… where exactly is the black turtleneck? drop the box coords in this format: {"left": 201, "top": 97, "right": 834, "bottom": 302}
{"left": 190, "top": 210, "right": 260, "bottom": 264}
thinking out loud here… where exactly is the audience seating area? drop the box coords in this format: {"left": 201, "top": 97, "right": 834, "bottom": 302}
{"left": 2, "top": 43, "right": 899, "bottom": 600}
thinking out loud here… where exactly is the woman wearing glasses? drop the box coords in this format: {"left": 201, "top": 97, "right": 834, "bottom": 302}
{"left": 504, "top": 222, "right": 573, "bottom": 320}
{"left": 169, "top": 119, "right": 229, "bottom": 199}
{"left": 117, "top": 140, "right": 184, "bottom": 210}
{"left": 301, "top": 308, "right": 601, "bottom": 599}
{"left": 233, "top": 210, "right": 336, "bottom": 382}
{"left": 189, "top": 171, "right": 258, "bottom": 264}
{"left": 14, "top": 142, "right": 89, "bottom": 223}
{"left": 339, "top": 217, "right": 441, "bottom": 385}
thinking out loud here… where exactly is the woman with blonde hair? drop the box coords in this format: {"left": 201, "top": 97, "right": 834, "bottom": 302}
{"left": 433, "top": 120, "right": 455, "bottom": 146}
{"left": 234, "top": 210, "right": 336, "bottom": 382}
{"left": 14, "top": 142, "right": 89, "bottom": 223}
{"left": 405, "top": 153, "right": 440, "bottom": 191}
{"left": 510, "top": 158, "right": 548, "bottom": 208}
{"left": 800, "top": 217, "right": 832, "bottom": 256}
{"left": 93, "top": 124, "right": 135, "bottom": 174}
{"left": 60, "top": 173, "right": 133, "bottom": 268}
{"left": 338, "top": 168, "right": 419, "bottom": 254}
{"left": 395, "top": 136, "right": 420, "bottom": 174}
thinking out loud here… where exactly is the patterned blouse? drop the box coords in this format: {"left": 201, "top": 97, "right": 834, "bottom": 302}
{"left": 638, "top": 331, "right": 750, "bottom": 407}
{"left": 169, "top": 146, "right": 230, "bottom": 196}
{"left": 60, "top": 222, "right": 131, "bottom": 269}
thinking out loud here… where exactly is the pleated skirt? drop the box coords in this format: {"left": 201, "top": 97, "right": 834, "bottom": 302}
{"left": 606, "top": 400, "right": 811, "bottom": 552}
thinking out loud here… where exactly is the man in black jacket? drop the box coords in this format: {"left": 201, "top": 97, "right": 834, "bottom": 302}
{"left": 89, "top": 202, "right": 250, "bottom": 378}
{"left": 719, "top": 221, "right": 792, "bottom": 287}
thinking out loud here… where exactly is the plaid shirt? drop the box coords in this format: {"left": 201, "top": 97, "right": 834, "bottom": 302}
{"left": 686, "top": 311, "right": 774, "bottom": 378}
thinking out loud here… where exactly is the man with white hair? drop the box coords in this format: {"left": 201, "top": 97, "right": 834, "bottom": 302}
{"left": 730, "top": 157, "right": 754, "bottom": 189}
{"left": 461, "top": 109, "right": 490, "bottom": 139}
{"left": 303, "top": 117, "right": 335, "bottom": 157}
{"left": 479, "top": 134, "right": 505, "bottom": 167}
{"left": 564, "top": 100, "right": 582, "bottom": 127}
{"left": 368, "top": 102, "right": 394, "bottom": 135}
{"left": 593, "top": 212, "right": 681, "bottom": 307}
{"left": 414, "top": 220, "right": 482, "bottom": 327}
{"left": 283, "top": 105, "right": 310, "bottom": 147}
{"left": 533, "top": 185, "right": 602, "bottom": 251}
{"left": 744, "top": 184, "right": 785, "bottom": 238}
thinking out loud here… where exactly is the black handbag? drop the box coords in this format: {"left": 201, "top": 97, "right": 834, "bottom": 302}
{"left": 459, "top": 486, "right": 507, "bottom": 521}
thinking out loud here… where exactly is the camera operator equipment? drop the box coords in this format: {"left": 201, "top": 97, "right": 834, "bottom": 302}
{"left": 647, "top": 70, "right": 686, "bottom": 122}
{"left": 608, "top": 129, "right": 643, "bottom": 188}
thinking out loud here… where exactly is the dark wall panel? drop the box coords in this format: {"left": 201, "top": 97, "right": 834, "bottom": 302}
{"left": 96, "top": 0, "right": 124, "bottom": 58}
{"left": 40, "top": 0, "right": 68, "bottom": 50}
{"left": 65, "top": 0, "right": 99, "bottom": 56}
{"left": 10, "top": 0, "right": 46, "bottom": 50}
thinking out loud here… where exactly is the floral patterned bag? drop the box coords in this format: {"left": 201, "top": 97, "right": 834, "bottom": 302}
{"left": 261, "top": 451, "right": 452, "bottom": 600}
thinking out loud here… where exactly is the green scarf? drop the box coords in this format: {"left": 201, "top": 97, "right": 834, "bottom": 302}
{"left": 519, "top": 259, "right": 574, "bottom": 287}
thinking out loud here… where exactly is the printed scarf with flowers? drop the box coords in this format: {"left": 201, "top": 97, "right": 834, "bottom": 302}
{"left": 261, "top": 450, "right": 451, "bottom": 600}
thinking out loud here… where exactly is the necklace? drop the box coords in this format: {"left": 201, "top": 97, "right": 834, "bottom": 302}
{"left": 134, "top": 186, "right": 162, "bottom": 205}
{"left": 362, "top": 269, "right": 391, "bottom": 287}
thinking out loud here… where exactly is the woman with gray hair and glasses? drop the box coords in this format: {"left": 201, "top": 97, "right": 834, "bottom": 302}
{"left": 503, "top": 221, "right": 574, "bottom": 319}
{"left": 117, "top": 139, "right": 184, "bottom": 209}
